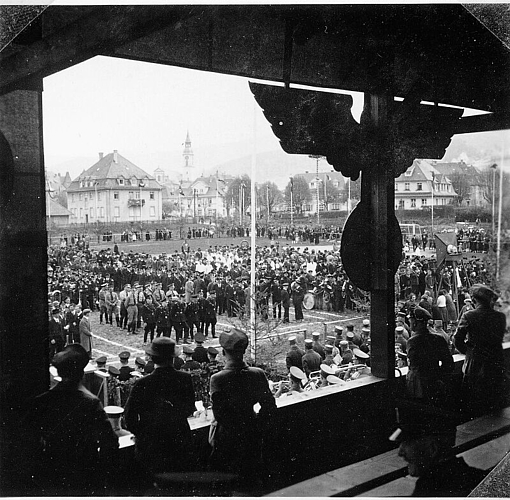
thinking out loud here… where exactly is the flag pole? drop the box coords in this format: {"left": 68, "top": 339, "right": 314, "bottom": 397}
{"left": 250, "top": 101, "right": 257, "bottom": 362}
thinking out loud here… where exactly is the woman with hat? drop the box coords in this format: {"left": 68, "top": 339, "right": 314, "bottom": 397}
{"left": 454, "top": 284, "right": 507, "bottom": 416}
{"left": 406, "top": 306, "right": 454, "bottom": 407}
{"left": 124, "top": 338, "right": 196, "bottom": 476}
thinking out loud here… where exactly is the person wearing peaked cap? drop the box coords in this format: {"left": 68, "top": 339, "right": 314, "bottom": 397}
{"left": 108, "top": 365, "right": 120, "bottom": 378}
{"left": 338, "top": 340, "right": 353, "bottom": 365}
{"left": 209, "top": 327, "right": 276, "bottom": 482}
{"left": 311, "top": 331, "right": 326, "bottom": 360}
{"left": 79, "top": 308, "right": 93, "bottom": 358}
{"left": 118, "top": 351, "right": 134, "bottom": 381}
{"left": 181, "top": 346, "right": 201, "bottom": 372}
{"left": 395, "top": 326, "right": 408, "bottom": 353}
{"left": 362, "top": 319, "right": 370, "bottom": 327}
{"left": 353, "top": 347, "right": 369, "bottom": 361}
{"left": 135, "top": 357, "right": 146, "bottom": 369}
{"left": 327, "top": 374, "right": 344, "bottom": 386}
{"left": 124, "top": 337, "right": 196, "bottom": 475}
{"left": 103, "top": 405, "right": 131, "bottom": 437}
{"left": 205, "top": 346, "right": 223, "bottom": 378}
{"left": 334, "top": 326, "right": 343, "bottom": 336}
{"left": 96, "top": 356, "right": 107, "bottom": 372}
{"left": 319, "top": 363, "right": 336, "bottom": 386}
{"left": 24, "top": 344, "right": 119, "bottom": 494}
{"left": 454, "top": 283, "right": 507, "bottom": 416}
{"left": 323, "top": 344, "right": 335, "bottom": 367}
{"left": 192, "top": 334, "right": 209, "bottom": 364}
{"left": 406, "top": 304, "right": 454, "bottom": 405}
{"left": 275, "top": 366, "right": 306, "bottom": 398}
{"left": 302, "top": 338, "right": 322, "bottom": 377}
{"left": 286, "top": 335, "right": 305, "bottom": 371}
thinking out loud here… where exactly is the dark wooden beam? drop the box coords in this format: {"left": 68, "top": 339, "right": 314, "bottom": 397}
{"left": 456, "top": 112, "right": 510, "bottom": 135}
{"left": 0, "top": 5, "right": 197, "bottom": 96}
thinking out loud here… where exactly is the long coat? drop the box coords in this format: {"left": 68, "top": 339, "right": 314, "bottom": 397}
{"left": 79, "top": 315, "right": 93, "bottom": 354}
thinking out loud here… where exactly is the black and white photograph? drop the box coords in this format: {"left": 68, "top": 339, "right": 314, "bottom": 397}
{"left": 1, "top": 3, "right": 510, "bottom": 497}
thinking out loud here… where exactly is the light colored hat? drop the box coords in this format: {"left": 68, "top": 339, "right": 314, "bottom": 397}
{"left": 362, "top": 319, "right": 370, "bottom": 326}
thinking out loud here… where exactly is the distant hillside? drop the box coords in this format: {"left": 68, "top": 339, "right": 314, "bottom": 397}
{"left": 209, "top": 150, "right": 339, "bottom": 189}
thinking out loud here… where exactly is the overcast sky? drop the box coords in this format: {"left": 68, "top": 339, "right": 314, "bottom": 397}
{"left": 42, "top": 54, "right": 509, "bottom": 181}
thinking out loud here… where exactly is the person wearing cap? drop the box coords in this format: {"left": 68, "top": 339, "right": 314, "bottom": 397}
{"left": 133, "top": 356, "right": 146, "bottom": 376}
{"left": 454, "top": 284, "right": 507, "bottom": 416}
{"left": 203, "top": 293, "right": 218, "bottom": 338}
{"left": 204, "top": 346, "right": 223, "bottom": 378}
{"left": 124, "top": 337, "right": 196, "bottom": 475}
{"left": 103, "top": 406, "right": 132, "bottom": 438}
{"left": 192, "top": 333, "right": 209, "bottom": 364}
{"left": 281, "top": 282, "right": 291, "bottom": 323}
{"left": 319, "top": 363, "right": 336, "bottom": 387}
{"left": 181, "top": 345, "right": 201, "bottom": 371}
{"left": 323, "top": 344, "right": 335, "bottom": 366}
{"left": 124, "top": 285, "right": 139, "bottom": 334}
{"left": 311, "top": 332, "right": 326, "bottom": 360}
{"left": 170, "top": 294, "right": 188, "bottom": 344}
{"left": 185, "top": 294, "right": 200, "bottom": 342}
{"left": 339, "top": 340, "right": 353, "bottom": 365}
{"left": 105, "top": 284, "right": 120, "bottom": 327}
{"left": 325, "top": 335, "right": 340, "bottom": 358}
{"left": 21, "top": 344, "right": 118, "bottom": 494}
{"left": 119, "top": 283, "right": 131, "bottom": 330}
{"left": 302, "top": 338, "right": 322, "bottom": 377}
{"left": 98, "top": 283, "right": 108, "bottom": 325}
{"left": 96, "top": 356, "right": 108, "bottom": 372}
{"left": 142, "top": 295, "right": 157, "bottom": 343}
{"left": 79, "top": 308, "right": 93, "bottom": 358}
{"left": 155, "top": 298, "right": 171, "bottom": 339}
{"left": 395, "top": 326, "right": 408, "bottom": 353}
{"left": 49, "top": 307, "right": 66, "bottom": 359}
{"left": 392, "top": 412, "right": 486, "bottom": 497}
{"left": 118, "top": 351, "right": 134, "bottom": 382}
{"left": 457, "top": 296, "right": 474, "bottom": 321}
{"left": 285, "top": 336, "right": 304, "bottom": 371}
{"left": 209, "top": 328, "right": 277, "bottom": 483}
{"left": 406, "top": 306, "right": 454, "bottom": 406}
{"left": 275, "top": 366, "right": 306, "bottom": 398}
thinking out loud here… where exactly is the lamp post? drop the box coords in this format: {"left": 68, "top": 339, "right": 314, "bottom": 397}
{"left": 193, "top": 189, "right": 197, "bottom": 223}
{"left": 266, "top": 184, "right": 270, "bottom": 224}
{"left": 347, "top": 177, "right": 351, "bottom": 214}
{"left": 289, "top": 176, "right": 294, "bottom": 226}
{"left": 491, "top": 163, "right": 497, "bottom": 236}
{"left": 431, "top": 171, "right": 435, "bottom": 237}
{"left": 45, "top": 180, "right": 56, "bottom": 230}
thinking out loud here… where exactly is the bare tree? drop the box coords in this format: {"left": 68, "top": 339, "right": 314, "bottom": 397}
{"left": 284, "top": 176, "right": 311, "bottom": 214}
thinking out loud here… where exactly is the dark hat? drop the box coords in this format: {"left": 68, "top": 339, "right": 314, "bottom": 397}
{"left": 413, "top": 306, "right": 432, "bottom": 322}
{"left": 470, "top": 284, "right": 498, "bottom": 304}
{"left": 207, "top": 346, "right": 219, "bottom": 356}
{"left": 334, "top": 326, "right": 343, "bottom": 334}
{"left": 52, "top": 344, "right": 89, "bottom": 377}
{"left": 183, "top": 345, "right": 194, "bottom": 355}
{"left": 346, "top": 324, "right": 354, "bottom": 330}
{"left": 96, "top": 356, "right": 107, "bottom": 365}
{"left": 220, "top": 328, "right": 249, "bottom": 352}
{"left": 104, "top": 405, "right": 124, "bottom": 417}
{"left": 119, "top": 351, "right": 130, "bottom": 360}
{"left": 324, "top": 344, "right": 334, "bottom": 353}
{"left": 194, "top": 333, "right": 206, "bottom": 343}
{"left": 145, "top": 337, "right": 176, "bottom": 359}
{"left": 51, "top": 308, "right": 60, "bottom": 315}
{"left": 135, "top": 356, "right": 146, "bottom": 366}
{"left": 108, "top": 365, "right": 120, "bottom": 376}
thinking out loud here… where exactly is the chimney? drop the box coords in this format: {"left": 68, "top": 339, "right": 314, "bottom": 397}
{"left": 99, "top": 152, "right": 104, "bottom": 160}
{"left": 113, "top": 150, "right": 118, "bottom": 163}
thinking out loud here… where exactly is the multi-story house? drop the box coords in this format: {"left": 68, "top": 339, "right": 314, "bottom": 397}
{"left": 66, "top": 150, "right": 163, "bottom": 223}
{"left": 395, "top": 159, "right": 457, "bottom": 210}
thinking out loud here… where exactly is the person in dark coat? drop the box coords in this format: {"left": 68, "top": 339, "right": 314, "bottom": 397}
{"left": 142, "top": 295, "right": 157, "bottom": 343}
{"left": 454, "top": 284, "right": 507, "bottom": 416}
{"left": 209, "top": 329, "right": 276, "bottom": 485}
{"left": 124, "top": 338, "right": 196, "bottom": 476}
{"left": 281, "top": 283, "right": 291, "bottom": 323}
{"left": 48, "top": 308, "right": 65, "bottom": 358}
{"left": 406, "top": 307, "right": 454, "bottom": 407}
{"left": 118, "top": 351, "right": 134, "bottom": 382}
{"left": 79, "top": 308, "right": 93, "bottom": 358}
{"left": 20, "top": 345, "right": 118, "bottom": 495}
{"left": 302, "top": 339, "right": 322, "bottom": 377}
{"left": 285, "top": 336, "right": 304, "bottom": 371}
{"left": 192, "top": 333, "right": 209, "bottom": 364}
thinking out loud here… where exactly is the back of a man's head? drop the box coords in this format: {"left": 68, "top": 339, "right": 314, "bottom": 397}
{"left": 52, "top": 344, "right": 89, "bottom": 381}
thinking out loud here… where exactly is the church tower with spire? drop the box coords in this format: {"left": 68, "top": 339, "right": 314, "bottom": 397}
{"left": 182, "top": 130, "right": 194, "bottom": 182}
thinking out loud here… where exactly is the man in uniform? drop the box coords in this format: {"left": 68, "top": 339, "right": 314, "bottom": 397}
{"left": 209, "top": 328, "right": 277, "bottom": 485}
{"left": 311, "top": 331, "right": 326, "bottom": 360}
{"left": 192, "top": 332, "right": 209, "bottom": 365}
{"left": 302, "top": 338, "right": 322, "bottom": 377}
{"left": 118, "top": 351, "right": 134, "bottom": 382}
{"left": 181, "top": 345, "right": 201, "bottom": 372}
{"left": 170, "top": 295, "right": 187, "bottom": 344}
{"left": 204, "top": 346, "right": 223, "bottom": 378}
{"left": 281, "top": 283, "right": 291, "bottom": 323}
{"left": 98, "top": 283, "right": 108, "bottom": 324}
{"left": 49, "top": 308, "right": 65, "bottom": 359}
{"left": 285, "top": 335, "right": 304, "bottom": 371}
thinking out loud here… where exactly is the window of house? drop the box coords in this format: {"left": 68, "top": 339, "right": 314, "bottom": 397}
{"left": 398, "top": 200, "right": 405, "bottom": 209}
{"left": 90, "top": 208, "right": 94, "bottom": 218}
{"left": 114, "top": 206, "right": 120, "bottom": 217}
{"left": 79, "top": 208, "right": 83, "bottom": 218}
{"left": 411, "top": 199, "right": 416, "bottom": 208}
{"left": 395, "top": 183, "right": 398, "bottom": 191}
{"left": 405, "top": 182, "right": 410, "bottom": 191}
{"left": 118, "top": 178, "right": 124, "bottom": 185}
{"left": 331, "top": 203, "right": 341, "bottom": 210}
{"left": 150, "top": 206, "right": 155, "bottom": 217}
{"left": 97, "top": 192, "right": 101, "bottom": 201}
{"left": 135, "top": 191, "right": 140, "bottom": 199}
{"left": 100, "top": 207, "right": 105, "bottom": 217}
{"left": 404, "top": 169, "right": 412, "bottom": 176}
{"left": 71, "top": 193, "right": 75, "bottom": 202}
{"left": 114, "top": 191, "right": 119, "bottom": 200}
{"left": 150, "top": 191, "right": 155, "bottom": 200}
{"left": 129, "top": 191, "right": 134, "bottom": 199}
{"left": 421, "top": 198, "right": 427, "bottom": 206}
{"left": 79, "top": 193, "right": 83, "bottom": 201}
{"left": 417, "top": 182, "right": 422, "bottom": 191}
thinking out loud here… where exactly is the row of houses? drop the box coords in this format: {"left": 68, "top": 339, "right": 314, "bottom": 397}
{"left": 46, "top": 134, "right": 492, "bottom": 226}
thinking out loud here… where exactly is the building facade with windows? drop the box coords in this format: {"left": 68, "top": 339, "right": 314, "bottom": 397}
{"left": 294, "top": 171, "right": 346, "bottom": 214}
{"left": 395, "top": 159, "right": 457, "bottom": 210}
{"left": 66, "top": 150, "right": 163, "bottom": 223}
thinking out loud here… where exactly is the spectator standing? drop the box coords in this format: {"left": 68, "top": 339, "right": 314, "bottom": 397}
{"left": 79, "top": 308, "right": 93, "bottom": 358}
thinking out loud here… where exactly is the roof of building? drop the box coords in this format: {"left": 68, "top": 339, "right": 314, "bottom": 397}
{"left": 295, "top": 171, "right": 345, "bottom": 188}
{"left": 430, "top": 160, "right": 483, "bottom": 182}
{"left": 67, "top": 151, "right": 162, "bottom": 191}
{"left": 46, "top": 194, "right": 73, "bottom": 216}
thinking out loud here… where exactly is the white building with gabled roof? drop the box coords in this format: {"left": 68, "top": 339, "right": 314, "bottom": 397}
{"left": 394, "top": 159, "right": 457, "bottom": 211}
{"left": 66, "top": 150, "right": 163, "bottom": 223}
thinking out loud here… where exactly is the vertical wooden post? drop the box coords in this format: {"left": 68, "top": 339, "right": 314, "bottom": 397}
{"left": 362, "top": 93, "right": 396, "bottom": 378}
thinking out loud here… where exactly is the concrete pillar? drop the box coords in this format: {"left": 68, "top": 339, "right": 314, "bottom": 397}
{"left": 0, "top": 85, "right": 48, "bottom": 489}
